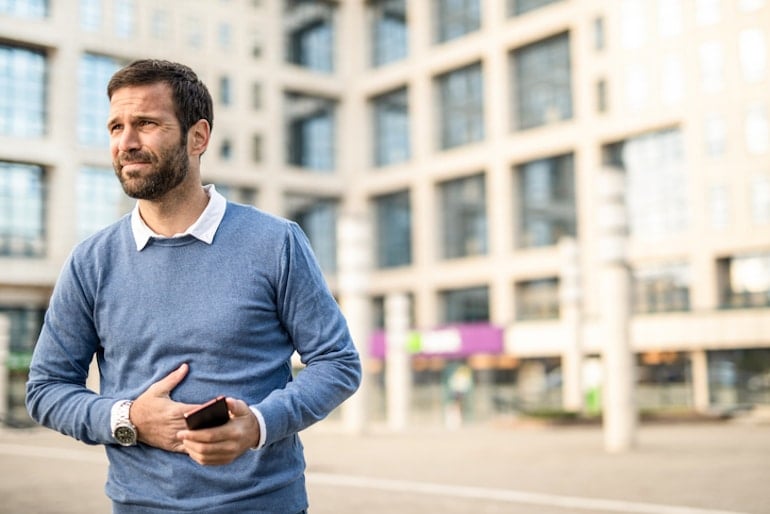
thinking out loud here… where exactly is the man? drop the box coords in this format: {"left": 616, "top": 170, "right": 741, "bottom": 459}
{"left": 26, "top": 59, "right": 361, "bottom": 513}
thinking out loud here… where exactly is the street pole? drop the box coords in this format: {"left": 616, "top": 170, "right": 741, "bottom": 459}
{"left": 597, "top": 168, "right": 637, "bottom": 453}
{"left": 559, "top": 237, "right": 583, "bottom": 413}
{"left": 385, "top": 292, "right": 411, "bottom": 431}
{"left": 337, "top": 213, "right": 371, "bottom": 434}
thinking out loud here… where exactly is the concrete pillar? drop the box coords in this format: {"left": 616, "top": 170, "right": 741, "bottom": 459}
{"left": 559, "top": 237, "right": 583, "bottom": 412}
{"left": 337, "top": 213, "right": 372, "bottom": 433}
{"left": 385, "top": 293, "right": 411, "bottom": 431}
{"left": 597, "top": 168, "right": 637, "bottom": 453}
{"left": 691, "top": 350, "right": 710, "bottom": 413}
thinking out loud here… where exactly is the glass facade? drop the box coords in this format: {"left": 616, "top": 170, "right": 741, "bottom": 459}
{"left": 285, "top": 0, "right": 335, "bottom": 73}
{"left": 441, "top": 285, "right": 489, "bottom": 323}
{"left": 374, "top": 189, "right": 411, "bottom": 268}
{"left": 434, "top": 0, "right": 480, "bottom": 44}
{"left": 516, "top": 278, "right": 560, "bottom": 320}
{"left": 439, "top": 174, "right": 487, "bottom": 259}
{"left": 509, "top": 0, "right": 562, "bottom": 16}
{"left": 719, "top": 252, "right": 770, "bottom": 309}
{"left": 0, "top": 162, "right": 45, "bottom": 257}
{"left": 632, "top": 262, "right": 691, "bottom": 314}
{"left": 285, "top": 92, "right": 336, "bottom": 172}
{"left": 76, "top": 166, "right": 126, "bottom": 241}
{"left": 516, "top": 153, "right": 576, "bottom": 248}
{"left": 606, "top": 128, "right": 688, "bottom": 239}
{"left": 0, "top": 0, "right": 48, "bottom": 18}
{"left": 370, "top": 0, "right": 407, "bottom": 67}
{"left": 285, "top": 194, "right": 338, "bottom": 273}
{"left": 78, "top": 53, "right": 122, "bottom": 147}
{"left": 437, "top": 62, "right": 484, "bottom": 150}
{"left": 512, "top": 32, "right": 572, "bottom": 130}
{"left": 372, "top": 87, "right": 410, "bottom": 167}
{"left": 0, "top": 45, "right": 46, "bottom": 138}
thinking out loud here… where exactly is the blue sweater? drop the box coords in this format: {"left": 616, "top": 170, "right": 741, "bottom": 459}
{"left": 26, "top": 203, "right": 361, "bottom": 513}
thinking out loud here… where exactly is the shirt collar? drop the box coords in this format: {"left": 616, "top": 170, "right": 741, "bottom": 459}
{"left": 130, "top": 184, "right": 227, "bottom": 251}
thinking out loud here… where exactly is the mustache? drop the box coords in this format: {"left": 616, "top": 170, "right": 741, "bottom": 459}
{"left": 118, "top": 150, "right": 154, "bottom": 164}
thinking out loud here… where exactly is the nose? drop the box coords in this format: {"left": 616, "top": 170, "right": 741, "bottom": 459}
{"left": 115, "top": 125, "right": 141, "bottom": 153}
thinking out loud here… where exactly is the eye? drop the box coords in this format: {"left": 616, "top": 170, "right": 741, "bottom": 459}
{"left": 108, "top": 123, "right": 122, "bottom": 134}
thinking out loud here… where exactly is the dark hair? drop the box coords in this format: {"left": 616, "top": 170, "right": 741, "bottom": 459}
{"left": 107, "top": 59, "right": 214, "bottom": 137}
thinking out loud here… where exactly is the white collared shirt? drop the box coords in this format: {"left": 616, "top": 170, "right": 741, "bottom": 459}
{"left": 130, "top": 184, "right": 227, "bottom": 251}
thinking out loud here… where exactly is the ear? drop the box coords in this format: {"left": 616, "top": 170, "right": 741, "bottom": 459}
{"left": 187, "top": 119, "right": 211, "bottom": 157}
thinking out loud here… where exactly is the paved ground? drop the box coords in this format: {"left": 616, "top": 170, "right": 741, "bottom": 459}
{"left": 1, "top": 419, "right": 768, "bottom": 514}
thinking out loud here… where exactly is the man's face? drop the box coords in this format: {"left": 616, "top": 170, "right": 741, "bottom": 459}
{"left": 108, "top": 82, "right": 190, "bottom": 200}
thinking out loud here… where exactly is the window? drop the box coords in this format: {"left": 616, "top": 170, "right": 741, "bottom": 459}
{"left": 0, "top": 0, "right": 48, "bottom": 18}
{"left": 699, "top": 41, "right": 724, "bottom": 92}
{"left": 596, "top": 79, "right": 607, "bottom": 113}
{"left": 619, "top": 0, "right": 646, "bottom": 49}
{"left": 624, "top": 63, "right": 649, "bottom": 111}
{"left": 516, "top": 154, "right": 576, "bottom": 248}
{"left": 657, "top": 0, "right": 683, "bottom": 38}
{"left": 114, "top": 0, "right": 135, "bottom": 38}
{"left": 751, "top": 174, "right": 770, "bottom": 224}
{"left": 220, "top": 139, "right": 233, "bottom": 160}
{"left": 440, "top": 286, "right": 489, "bottom": 323}
{"left": 718, "top": 252, "right": 770, "bottom": 309}
{"left": 745, "top": 104, "right": 769, "bottom": 155}
{"left": 0, "top": 162, "right": 45, "bottom": 257}
{"left": 372, "top": 87, "right": 410, "bottom": 167}
{"left": 285, "top": 0, "right": 335, "bottom": 73}
{"left": 739, "top": 29, "right": 767, "bottom": 84}
{"left": 78, "top": 54, "right": 122, "bottom": 147}
{"left": 80, "top": 0, "right": 101, "bottom": 31}
{"left": 213, "top": 184, "right": 257, "bottom": 206}
{"left": 374, "top": 190, "right": 411, "bottom": 268}
{"left": 605, "top": 128, "right": 688, "bottom": 239}
{"left": 708, "top": 184, "right": 730, "bottom": 229}
{"left": 219, "top": 76, "right": 232, "bottom": 106}
{"left": 251, "top": 134, "right": 263, "bottom": 163}
{"left": 632, "top": 263, "right": 690, "bottom": 313}
{"left": 512, "top": 33, "right": 572, "bottom": 130}
{"left": 0, "top": 307, "right": 45, "bottom": 426}
{"left": 285, "top": 194, "right": 338, "bottom": 273}
{"left": 434, "top": 0, "right": 480, "bottom": 43}
{"left": 439, "top": 174, "right": 487, "bottom": 259}
{"left": 509, "top": 0, "right": 562, "bottom": 16}
{"left": 218, "top": 23, "right": 232, "bottom": 50}
{"left": 252, "top": 82, "right": 262, "bottom": 110}
{"left": 0, "top": 45, "right": 46, "bottom": 138}
{"left": 77, "top": 166, "right": 126, "bottom": 240}
{"left": 516, "top": 278, "right": 559, "bottom": 320}
{"left": 185, "top": 17, "right": 204, "bottom": 49}
{"left": 695, "top": 0, "right": 721, "bottom": 26}
{"left": 151, "top": 9, "right": 170, "bottom": 40}
{"left": 660, "top": 54, "right": 684, "bottom": 106}
{"left": 592, "top": 16, "right": 605, "bottom": 51}
{"left": 285, "top": 92, "right": 336, "bottom": 172}
{"left": 704, "top": 113, "right": 727, "bottom": 157}
{"left": 436, "top": 62, "right": 484, "bottom": 149}
{"left": 369, "top": 0, "right": 407, "bottom": 67}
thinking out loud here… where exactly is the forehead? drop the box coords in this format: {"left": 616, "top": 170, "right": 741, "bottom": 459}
{"left": 109, "top": 82, "right": 176, "bottom": 117}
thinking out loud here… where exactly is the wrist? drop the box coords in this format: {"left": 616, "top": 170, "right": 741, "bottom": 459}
{"left": 110, "top": 400, "right": 138, "bottom": 446}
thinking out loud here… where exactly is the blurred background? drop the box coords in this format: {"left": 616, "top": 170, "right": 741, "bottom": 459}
{"left": 0, "top": 0, "right": 769, "bottom": 432}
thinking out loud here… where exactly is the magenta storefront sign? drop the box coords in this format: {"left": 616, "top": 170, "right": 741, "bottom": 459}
{"left": 368, "top": 323, "right": 504, "bottom": 359}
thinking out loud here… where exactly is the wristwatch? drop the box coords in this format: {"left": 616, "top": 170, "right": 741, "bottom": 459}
{"left": 111, "top": 400, "right": 137, "bottom": 446}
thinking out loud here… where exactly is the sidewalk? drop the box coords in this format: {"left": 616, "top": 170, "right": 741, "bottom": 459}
{"left": 1, "top": 420, "right": 768, "bottom": 514}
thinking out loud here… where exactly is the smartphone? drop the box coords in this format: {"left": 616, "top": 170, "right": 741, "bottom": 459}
{"left": 183, "top": 396, "right": 229, "bottom": 430}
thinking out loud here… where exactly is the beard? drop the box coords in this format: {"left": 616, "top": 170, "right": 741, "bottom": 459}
{"left": 114, "top": 141, "right": 190, "bottom": 200}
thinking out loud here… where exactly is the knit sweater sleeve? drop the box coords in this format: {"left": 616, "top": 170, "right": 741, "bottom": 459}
{"left": 26, "top": 251, "right": 115, "bottom": 445}
{"left": 254, "top": 223, "right": 361, "bottom": 445}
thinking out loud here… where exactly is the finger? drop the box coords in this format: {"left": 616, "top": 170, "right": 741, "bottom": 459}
{"left": 146, "top": 363, "right": 189, "bottom": 397}
{"left": 225, "top": 397, "right": 251, "bottom": 417}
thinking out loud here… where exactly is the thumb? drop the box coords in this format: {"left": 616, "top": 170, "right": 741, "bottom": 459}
{"left": 147, "top": 363, "right": 189, "bottom": 397}
{"left": 226, "top": 397, "right": 252, "bottom": 418}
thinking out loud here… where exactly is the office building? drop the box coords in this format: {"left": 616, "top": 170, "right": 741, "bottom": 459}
{"left": 1, "top": 0, "right": 769, "bottom": 427}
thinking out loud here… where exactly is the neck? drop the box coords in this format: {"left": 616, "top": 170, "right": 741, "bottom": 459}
{"left": 137, "top": 182, "right": 209, "bottom": 237}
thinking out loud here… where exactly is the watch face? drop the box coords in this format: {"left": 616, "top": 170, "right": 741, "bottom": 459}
{"left": 115, "top": 425, "right": 136, "bottom": 445}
